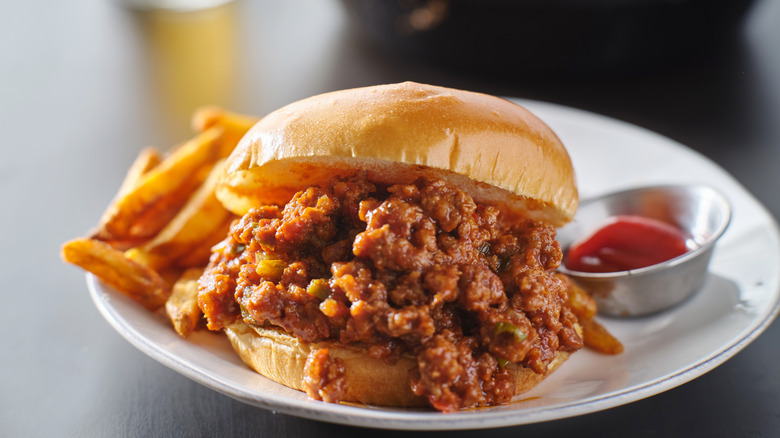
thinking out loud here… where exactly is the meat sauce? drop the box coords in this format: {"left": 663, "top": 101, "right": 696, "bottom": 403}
{"left": 198, "top": 176, "right": 584, "bottom": 412}
{"left": 564, "top": 215, "right": 690, "bottom": 273}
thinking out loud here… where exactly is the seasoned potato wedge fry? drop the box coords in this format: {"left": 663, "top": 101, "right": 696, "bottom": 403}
{"left": 558, "top": 273, "right": 622, "bottom": 354}
{"left": 91, "top": 147, "right": 163, "bottom": 244}
{"left": 566, "top": 279, "right": 598, "bottom": 320}
{"left": 176, "top": 218, "right": 232, "bottom": 268}
{"left": 192, "top": 106, "right": 258, "bottom": 136}
{"left": 125, "top": 162, "right": 213, "bottom": 240}
{"left": 166, "top": 267, "right": 205, "bottom": 337}
{"left": 582, "top": 318, "right": 624, "bottom": 355}
{"left": 61, "top": 238, "right": 170, "bottom": 310}
{"left": 192, "top": 107, "right": 259, "bottom": 157}
{"left": 123, "top": 247, "right": 168, "bottom": 277}
{"left": 65, "top": 107, "right": 260, "bottom": 339}
{"left": 158, "top": 266, "right": 185, "bottom": 289}
{"left": 100, "top": 127, "right": 224, "bottom": 241}
{"left": 192, "top": 106, "right": 259, "bottom": 132}
{"left": 126, "top": 160, "right": 232, "bottom": 271}
{"left": 115, "top": 148, "right": 164, "bottom": 200}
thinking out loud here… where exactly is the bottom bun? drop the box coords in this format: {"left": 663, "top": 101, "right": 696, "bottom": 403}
{"left": 224, "top": 322, "right": 571, "bottom": 409}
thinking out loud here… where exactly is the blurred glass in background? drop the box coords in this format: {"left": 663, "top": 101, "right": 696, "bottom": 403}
{"left": 121, "top": 0, "right": 233, "bottom": 12}
{"left": 134, "top": 2, "right": 239, "bottom": 139}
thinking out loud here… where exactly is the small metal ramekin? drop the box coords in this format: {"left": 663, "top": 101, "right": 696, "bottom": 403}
{"left": 557, "top": 185, "right": 731, "bottom": 317}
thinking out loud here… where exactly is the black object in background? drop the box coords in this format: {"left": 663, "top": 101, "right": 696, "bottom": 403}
{"left": 340, "top": 0, "right": 755, "bottom": 78}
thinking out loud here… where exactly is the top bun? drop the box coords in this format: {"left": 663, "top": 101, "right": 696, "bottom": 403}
{"left": 217, "top": 82, "right": 577, "bottom": 226}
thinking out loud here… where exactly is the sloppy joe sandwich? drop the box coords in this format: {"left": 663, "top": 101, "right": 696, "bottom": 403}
{"left": 197, "top": 82, "right": 589, "bottom": 412}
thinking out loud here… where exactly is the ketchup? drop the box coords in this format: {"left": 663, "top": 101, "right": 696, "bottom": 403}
{"left": 564, "top": 215, "right": 690, "bottom": 273}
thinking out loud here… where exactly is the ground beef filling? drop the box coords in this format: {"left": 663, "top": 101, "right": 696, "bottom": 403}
{"left": 198, "top": 176, "right": 583, "bottom": 412}
{"left": 302, "top": 348, "right": 347, "bottom": 403}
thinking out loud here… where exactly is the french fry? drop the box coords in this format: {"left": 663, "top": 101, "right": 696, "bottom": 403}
{"left": 126, "top": 160, "right": 233, "bottom": 271}
{"left": 166, "top": 267, "right": 205, "bottom": 338}
{"left": 559, "top": 273, "right": 622, "bottom": 354}
{"left": 565, "top": 278, "right": 598, "bottom": 320}
{"left": 176, "top": 218, "right": 232, "bottom": 268}
{"left": 65, "top": 107, "right": 261, "bottom": 338}
{"left": 126, "top": 162, "right": 214, "bottom": 240}
{"left": 93, "top": 109, "right": 253, "bottom": 246}
{"left": 115, "top": 148, "right": 164, "bottom": 200}
{"left": 61, "top": 238, "right": 170, "bottom": 310}
{"left": 99, "top": 127, "right": 224, "bottom": 241}
{"left": 191, "top": 106, "right": 259, "bottom": 157}
{"left": 158, "top": 266, "right": 185, "bottom": 289}
{"left": 90, "top": 147, "right": 163, "bottom": 246}
{"left": 581, "top": 318, "right": 625, "bottom": 355}
{"left": 123, "top": 247, "right": 166, "bottom": 274}
{"left": 192, "top": 106, "right": 258, "bottom": 132}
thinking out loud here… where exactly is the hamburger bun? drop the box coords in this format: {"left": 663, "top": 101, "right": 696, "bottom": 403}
{"left": 217, "top": 81, "right": 577, "bottom": 227}
{"left": 207, "top": 82, "right": 581, "bottom": 410}
{"left": 225, "top": 322, "right": 572, "bottom": 408}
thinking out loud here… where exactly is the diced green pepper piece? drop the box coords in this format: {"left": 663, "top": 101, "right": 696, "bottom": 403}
{"left": 256, "top": 259, "right": 285, "bottom": 280}
{"left": 494, "top": 321, "right": 528, "bottom": 343}
{"left": 306, "top": 278, "right": 330, "bottom": 300}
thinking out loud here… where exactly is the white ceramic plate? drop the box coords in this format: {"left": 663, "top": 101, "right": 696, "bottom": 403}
{"left": 88, "top": 99, "right": 780, "bottom": 430}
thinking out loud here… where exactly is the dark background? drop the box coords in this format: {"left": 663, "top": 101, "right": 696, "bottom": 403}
{"left": 2, "top": 0, "right": 778, "bottom": 436}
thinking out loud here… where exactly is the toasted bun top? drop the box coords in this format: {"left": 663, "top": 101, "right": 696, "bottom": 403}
{"left": 217, "top": 82, "right": 577, "bottom": 226}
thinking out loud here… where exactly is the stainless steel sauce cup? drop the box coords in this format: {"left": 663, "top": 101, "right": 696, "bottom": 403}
{"left": 557, "top": 185, "right": 731, "bottom": 317}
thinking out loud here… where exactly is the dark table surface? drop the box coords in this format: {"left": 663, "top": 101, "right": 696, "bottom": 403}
{"left": 4, "top": 0, "right": 780, "bottom": 436}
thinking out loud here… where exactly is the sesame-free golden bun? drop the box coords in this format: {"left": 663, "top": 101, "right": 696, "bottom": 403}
{"left": 216, "top": 82, "right": 577, "bottom": 226}
{"left": 225, "top": 322, "right": 571, "bottom": 408}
